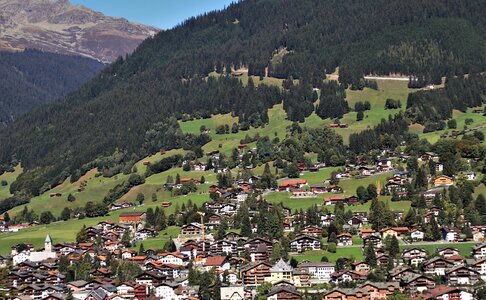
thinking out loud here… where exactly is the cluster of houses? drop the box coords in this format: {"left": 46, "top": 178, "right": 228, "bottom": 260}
{"left": 3, "top": 209, "right": 486, "bottom": 300}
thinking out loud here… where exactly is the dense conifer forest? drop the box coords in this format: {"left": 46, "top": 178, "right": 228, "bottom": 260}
{"left": 0, "top": 49, "right": 104, "bottom": 125}
{"left": 1, "top": 0, "right": 486, "bottom": 198}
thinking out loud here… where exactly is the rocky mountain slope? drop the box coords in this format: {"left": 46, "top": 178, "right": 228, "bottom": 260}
{"left": 0, "top": 0, "right": 159, "bottom": 62}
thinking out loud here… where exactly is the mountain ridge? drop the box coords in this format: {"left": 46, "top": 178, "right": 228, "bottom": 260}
{"left": 0, "top": 0, "right": 485, "bottom": 196}
{"left": 0, "top": 0, "right": 159, "bottom": 62}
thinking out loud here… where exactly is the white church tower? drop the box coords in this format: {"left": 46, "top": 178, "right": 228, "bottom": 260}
{"left": 45, "top": 234, "right": 52, "bottom": 253}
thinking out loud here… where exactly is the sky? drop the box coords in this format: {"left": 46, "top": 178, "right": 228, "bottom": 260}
{"left": 70, "top": 0, "right": 236, "bottom": 29}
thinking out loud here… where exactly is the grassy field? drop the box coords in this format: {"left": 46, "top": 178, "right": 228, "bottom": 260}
{"left": 0, "top": 164, "right": 22, "bottom": 201}
{"left": 304, "top": 80, "right": 412, "bottom": 143}
{"left": 474, "top": 184, "right": 486, "bottom": 198}
{"left": 293, "top": 247, "right": 364, "bottom": 263}
{"left": 411, "top": 106, "right": 486, "bottom": 143}
{"left": 0, "top": 192, "right": 211, "bottom": 255}
{"left": 401, "top": 242, "right": 477, "bottom": 257}
{"left": 180, "top": 104, "right": 293, "bottom": 156}
{"left": 7, "top": 169, "right": 130, "bottom": 217}
{"left": 131, "top": 226, "right": 181, "bottom": 251}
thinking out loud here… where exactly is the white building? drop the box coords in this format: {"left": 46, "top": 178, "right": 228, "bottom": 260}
{"left": 154, "top": 282, "right": 180, "bottom": 299}
{"left": 220, "top": 285, "right": 245, "bottom": 300}
{"left": 297, "top": 262, "right": 335, "bottom": 282}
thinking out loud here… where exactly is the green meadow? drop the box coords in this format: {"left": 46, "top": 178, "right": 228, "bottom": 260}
{"left": 0, "top": 164, "right": 22, "bottom": 201}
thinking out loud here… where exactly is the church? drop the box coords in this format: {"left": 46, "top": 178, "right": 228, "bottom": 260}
{"left": 12, "top": 234, "right": 57, "bottom": 265}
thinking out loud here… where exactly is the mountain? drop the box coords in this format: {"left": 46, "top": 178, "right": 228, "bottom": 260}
{"left": 0, "top": 0, "right": 159, "bottom": 62}
{"left": 1, "top": 0, "right": 486, "bottom": 195}
{"left": 0, "top": 49, "right": 104, "bottom": 125}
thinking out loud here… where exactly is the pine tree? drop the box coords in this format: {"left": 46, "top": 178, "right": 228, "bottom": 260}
{"left": 146, "top": 208, "right": 155, "bottom": 227}
{"left": 240, "top": 210, "right": 252, "bottom": 237}
{"left": 121, "top": 230, "right": 131, "bottom": 247}
{"left": 60, "top": 207, "right": 71, "bottom": 221}
{"left": 76, "top": 225, "right": 88, "bottom": 243}
{"left": 429, "top": 217, "right": 442, "bottom": 241}
{"left": 389, "top": 236, "right": 400, "bottom": 258}
{"left": 139, "top": 243, "right": 145, "bottom": 255}
{"left": 364, "top": 242, "right": 377, "bottom": 268}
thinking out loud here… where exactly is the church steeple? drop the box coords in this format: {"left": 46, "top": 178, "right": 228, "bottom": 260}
{"left": 45, "top": 234, "right": 52, "bottom": 253}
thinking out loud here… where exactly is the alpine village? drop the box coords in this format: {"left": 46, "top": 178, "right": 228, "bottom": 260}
{"left": 1, "top": 0, "right": 486, "bottom": 300}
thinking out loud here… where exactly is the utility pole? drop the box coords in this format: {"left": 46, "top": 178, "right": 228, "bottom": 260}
{"left": 197, "top": 211, "right": 205, "bottom": 252}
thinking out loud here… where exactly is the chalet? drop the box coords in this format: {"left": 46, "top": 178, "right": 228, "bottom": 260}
{"left": 206, "top": 213, "right": 221, "bottom": 230}
{"left": 118, "top": 212, "right": 145, "bottom": 224}
{"left": 389, "top": 266, "right": 421, "bottom": 281}
{"left": 154, "top": 282, "right": 180, "bottom": 299}
{"left": 135, "top": 228, "right": 157, "bottom": 240}
{"left": 223, "top": 232, "right": 244, "bottom": 242}
{"left": 297, "top": 261, "right": 335, "bottom": 282}
{"left": 299, "top": 226, "right": 322, "bottom": 238}
{"left": 434, "top": 175, "right": 454, "bottom": 187}
{"left": 437, "top": 247, "right": 460, "bottom": 258}
{"left": 359, "top": 228, "right": 374, "bottom": 237}
{"left": 310, "top": 184, "right": 327, "bottom": 194}
{"left": 240, "top": 262, "right": 272, "bottom": 285}
{"left": 360, "top": 281, "right": 400, "bottom": 299}
{"left": 409, "top": 229, "right": 424, "bottom": 241}
{"left": 420, "top": 152, "right": 439, "bottom": 162}
{"left": 349, "top": 216, "right": 365, "bottom": 227}
{"left": 423, "top": 257, "right": 455, "bottom": 276}
{"left": 278, "top": 179, "right": 307, "bottom": 191}
{"left": 203, "top": 256, "right": 230, "bottom": 271}
{"left": 327, "top": 185, "right": 344, "bottom": 193}
{"left": 445, "top": 266, "right": 480, "bottom": 285}
{"left": 377, "top": 253, "right": 390, "bottom": 267}
{"left": 358, "top": 166, "right": 374, "bottom": 176}
{"left": 267, "top": 285, "right": 303, "bottom": 300}
{"left": 180, "top": 178, "right": 200, "bottom": 185}
{"left": 441, "top": 227, "right": 460, "bottom": 242}
{"left": 376, "top": 159, "right": 393, "bottom": 172}
{"left": 323, "top": 288, "right": 368, "bottom": 300}
{"left": 473, "top": 243, "right": 486, "bottom": 259}
{"left": 267, "top": 259, "right": 293, "bottom": 284}
{"left": 135, "top": 272, "right": 166, "bottom": 287}
{"left": 209, "top": 240, "right": 238, "bottom": 256}
{"left": 180, "top": 223, "right": 202, "bottom": 236}
{"left": 401, "top": 274, "right": 436, "bottom": 296}
{"left": 380, "top": 227, "right": 409, "bottom": 239}
{"left": 220, "top": 286, "right": 245, "bottom": 300}
{"left": 352, "top": 262, "right": 370, "bottom": 273}
{"left": 336, "top": 233, "right": 353, "bottom": 246}
{"left": 362, "top": 235, "right": 382, "bottom": 249}
{"left": 401, "top": 248, "right": 428, "bottom": 266}
{"left": 324, "top": 196, "right": 359, "bottom": 206}
{"left": 157, "top": 252, "right": 189, "bottom": 266}
{"left": 466, "top": 257, "right": 486, "bottom": 280}
{"left": 331, "top": 270, "right": 368, "bottom": 284}
{"left": 244, "top": 237, "right": 273, "bottom": 253}
{"left": 417, "top": 286, "right": 474, "bottom": 300}
{"left": 290, "top": 235, "right": 321, "bottom": 253}
{"left": 473, "top": 230, "right": 485, "bottom": 242}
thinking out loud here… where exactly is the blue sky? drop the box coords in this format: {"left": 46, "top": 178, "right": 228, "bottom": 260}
{"left": 70, "top": 0, "right": 235, "bottom": 29}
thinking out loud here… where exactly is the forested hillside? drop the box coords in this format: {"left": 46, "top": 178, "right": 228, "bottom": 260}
{"left": 1, "top": 0, "right": 486, "bottom": 196}
{"left": 0, "top": 49, "right": 104, "bottom": 125}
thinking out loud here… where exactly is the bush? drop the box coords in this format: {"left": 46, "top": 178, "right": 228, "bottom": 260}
{"left": 447, "top": 119, "right": 457, "bottom": 129}
{"left": 384, "top": 98, "right": 401, "bottom": 109}
{"left": 1, "top": 180, "right": 7, "bottom": 186}
{"left": 327, "top": 242, "right": 337, "bottom": 253}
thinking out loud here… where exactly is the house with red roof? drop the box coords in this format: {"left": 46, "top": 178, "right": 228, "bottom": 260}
{"left": 278, "top": 179, "right": 307, "bottom": 191}
{"left": 203, "top": 255, "right": 230, "bottom": 271}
